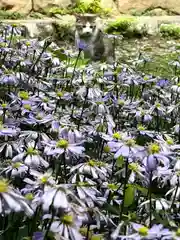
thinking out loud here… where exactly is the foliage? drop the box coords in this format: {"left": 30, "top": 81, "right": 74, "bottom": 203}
{"left": 28, "top": 12, "right": 44, "bottom": 19}
{"left": 0, "top": 22, "right": 179, "bottom": 240}
{"left": 0, "top": 10, "right": 25, "bottom": 20}
{"left": 47, "top": 0, "right": 111, "bottom": 17}
{"left": 105, "top": 17, "right": 148, "bottom": 38}
{"left": 51, "top": 22, "right": 75, "bottom": 43}
{"left": 160, "top": 23, "right": 180, "bottom": 39}
{"left": 105, "top": 17, "right": 136, "bottom": 34}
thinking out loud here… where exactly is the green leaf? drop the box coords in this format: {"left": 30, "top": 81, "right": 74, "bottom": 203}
{"left": 53, "top": 49, "right": 67, "bottom": 61}
{"left": 116, "top": 156, "right": 124, "bottom": 167}
{"left": 103, "top": 203, "right": 119, "bottom": 215}
{"left": 91, "top": 234, "right": 104, "bottom": 240}
{"left": 124, "top": 185, "right": 135, "bottom": 207}
{"left": 133, "top": 183, "right": 148, "bottom": 196}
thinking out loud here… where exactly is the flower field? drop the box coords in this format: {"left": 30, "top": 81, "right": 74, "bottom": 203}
{"left": 0, "top": 23, "right": 180, "bottom": 240}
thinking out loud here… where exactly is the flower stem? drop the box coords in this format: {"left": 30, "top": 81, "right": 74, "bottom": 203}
{"left": 149, "top": 171, "right": 153, "bottom": 228}
{"left": 8, "top": 26, "right": 14, "bottom": 48}
{"left": 63, "top": 152, "right": 67, "bottom": 184}
{"left": 119, "top": 156, "right": 129, "bottom": 220}
{"left": 69, "top": 49, "right": 82, "bottom": 90}
{"left": 77, "top": 87, "right": 89, "bottom": 130}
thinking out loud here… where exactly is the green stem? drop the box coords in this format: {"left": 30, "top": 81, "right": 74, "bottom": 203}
{"left": 69, "top": 49, "right": 82, "bottom": 90}
{"left": 77, "top": 87, "right": 89, "bottom": 130}
{"left": 149, "top": 171, "right": 152, "bottom": 228}
{"left": 119, "top": 156, "right": 129, "bottom": 220}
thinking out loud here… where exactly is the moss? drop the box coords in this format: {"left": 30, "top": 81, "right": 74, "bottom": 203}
{"left": 105, "top": 17, "right": 148, "bottom": 38}
{"left": 159, "top": 24, "right": 180, "bottom": 39}
{"left": 46, "top": 0, "right": 111, "bottom": 17}
{"left": 0, "top": 10, "right": 25, "bottom": 20}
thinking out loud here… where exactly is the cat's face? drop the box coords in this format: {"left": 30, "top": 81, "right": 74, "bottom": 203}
{"left": 75, "top": 15, "right": 98, "bottom": 39}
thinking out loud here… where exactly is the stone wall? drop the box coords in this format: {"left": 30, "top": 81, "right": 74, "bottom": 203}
{"left": 0, "top": 0, "right": 179, "bottom": 15}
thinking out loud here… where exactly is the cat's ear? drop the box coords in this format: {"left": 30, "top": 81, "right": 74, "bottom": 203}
{"left": 74, "top": 14, "right": 82, "bottom": 23}
{"left": 85, "top": 15, "right": 95, "bottom": 22}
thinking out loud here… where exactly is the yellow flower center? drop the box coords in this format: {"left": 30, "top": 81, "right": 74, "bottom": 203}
{"left": 96, "top": 101, "right": 103, "bottom": 105}
{"left": 1, "top": 103, "right": 7, "bottom": 108}
{"left": 112, "top": 132, "right": 122, "bottom": 140}
{"left": 117, "top": 99, "right": 125, "bottom": 106}
{"left": 56, "top": 139, "right": 69, "bottom": 149}
{"left": 23, "top": 104, "right": 31, "bottom": 110}
{"left": 126, "top": 139, "right": 136, "bottom": 147}
{"left": 103, "top": 145, "right": 110, "bottom": 153}
{"left": 43, "top": 98, "right": 49, "bottom": 103}
{"left": 12, "top": 162, "right": 22, "bottom": 168}
{"left": 56, "top": 91, "right": 63, "bottom": 98}
{"left": 27, "top": 147, "right": 38, "bottom": 155}
{"left": 138, "top": 226, "right": 149, "bottom": 236}
{"left": 61, "top": 215, "right": 73, "bottom": 225}
{"left": 148, "top": 143, "right": 160, "bottom": 154}
{"left": 11, "top": 23, "right": 17, "bottom": 27}
{"left": 36, "top": 114, "right": 43, "bottom": 120}
{"left": 25, "top": 41, "right": 31, "bottom": 46}
{"left": 25, "top": 193, "right": 34, "bottom": 201}
{"left": 0, "top": 179, "right": 8, "bottom": 193}
{"left": 129, "top": 163, "right": 139, "bottom": 172}
{"left": 166, "top": 138, "right": 174, "bottom": 145}
{"left": 155, "top": 102, "right": 161, "bottom": 108}
{"left": 137, "top": 125, "right": 145, "bottom": 131}
{"left": 18, "top": 91, "right": 29, "bottom": 100}
{"left": 88, "top": 160, "right": 96, "bottom": 167}
{"left": 40, "top": 176, "right": 48, "bottom": 184}
{"left": 144, "top": 76, "right": 149, "bottom": 81}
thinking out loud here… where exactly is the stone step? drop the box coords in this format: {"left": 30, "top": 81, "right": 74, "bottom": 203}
{"left": 1, "top": 15, "right": 180, "bottom": 38}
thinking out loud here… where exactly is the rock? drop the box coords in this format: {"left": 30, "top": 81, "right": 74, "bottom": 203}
{"left": 0, "top": 0, "right": 32, "bottom": 13}
{"left": 0, "top": 0, "right": 180, "bottom": 16}
{"left": 34, "top": 0, "right": 72, "bottom": 12}
{"left": 143, "top": 8, "right": 169, "bottom": 16}
{"left": 116, "top": 0, "right": 180, "bottom": 15}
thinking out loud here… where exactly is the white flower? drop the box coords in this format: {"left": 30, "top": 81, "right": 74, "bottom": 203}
{"left": 12, "top": 141, "right": 49, "bottom": 168}
{"left": 0, "top": 179, "right": 33, "bottom": 216}
{"left": 41, "top": 185, "right": 70, "bottom": 211}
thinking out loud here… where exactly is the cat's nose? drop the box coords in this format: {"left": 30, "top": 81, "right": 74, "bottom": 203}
{"left": 82, "top": 28, "right": 93, "bottom": 35}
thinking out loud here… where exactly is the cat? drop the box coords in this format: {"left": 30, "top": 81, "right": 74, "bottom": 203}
{"left": 74, "top": 14, "right": 113, "bottom": 63}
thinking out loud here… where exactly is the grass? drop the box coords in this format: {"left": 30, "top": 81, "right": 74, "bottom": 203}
{"left": 116, "top": 37, "right": 180, "bottom": 78}
{"left": 159, "top": 24, "right": 180, "bottom": 39}
{"left": 43, "top": 0, "right": 111, "bottom": 17}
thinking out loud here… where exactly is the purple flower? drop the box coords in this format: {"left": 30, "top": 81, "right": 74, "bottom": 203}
{"left": 23, "top": 112, "right": 53, "bottom": 125}
{"left": 33, "top": 231, "right": 44, "bottom": 240}
{"left": 77, "top": 40, "right": 88, "bottom": 50}
{"left": 103, "top": 71, "right": 114, "bottom": 81}
{"left": 0, "top": 126, "right": 20, "bottom": 137}
{"left": 0, "top": 74, "right": 18, "bottom": 85}
{"left": 44, "top": 139, "right": 85, "bottom": 156}
{"left": 157, "top": 79, "right": 169, "bottom": 87}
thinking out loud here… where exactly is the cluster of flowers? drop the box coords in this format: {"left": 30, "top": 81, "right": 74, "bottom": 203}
{"left": 0, "top": 23, "right": 180, "bottom": 240}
